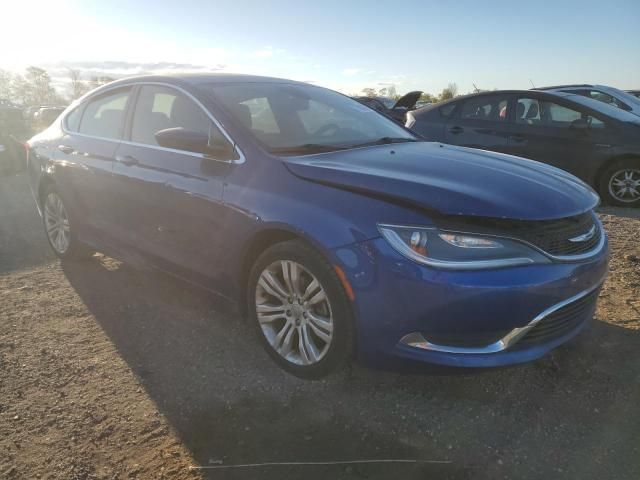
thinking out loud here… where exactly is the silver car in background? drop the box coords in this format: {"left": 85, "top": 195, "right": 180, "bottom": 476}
{"left": 536, "top": 84, "right": 640, "bottom": 117}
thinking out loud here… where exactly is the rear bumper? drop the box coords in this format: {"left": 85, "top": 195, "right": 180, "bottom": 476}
{"left": 331, "top": 235, "right": 608, "bottom": 369}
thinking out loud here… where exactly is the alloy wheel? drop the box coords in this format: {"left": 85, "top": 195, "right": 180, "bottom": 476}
{"left": 608, "top": 168, "right": 640, "bottom": 203}
{"left": 44, "top": 192, "right": 71, "bottom": 254}
{"left": 255, "top": 260, "right": 334, "bottom": 366}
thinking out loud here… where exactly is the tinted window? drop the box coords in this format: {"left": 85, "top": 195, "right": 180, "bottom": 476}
{"left": 516, "top": 97, "right": 604, "bottom": 128}
{"left": 206, "top": 82, "right": 415, "bottom": 153}
{"left": 460, "top": 95, "right": 509, "bottom": 121}
{"left": 131, "top": 85, "right": 229, "bottom": 152}
{"left": 79, "top": 89, "right": 130, "bottom": 139}
{"left": 65, "top": 106, "right": 82, "bottom": 132}
{"left": 440, "top": 103, "right": 457, "bottom": 118}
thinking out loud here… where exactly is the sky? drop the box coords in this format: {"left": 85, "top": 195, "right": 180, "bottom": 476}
{"left": 1, "top": 0, "right": 639, "bottom": 96}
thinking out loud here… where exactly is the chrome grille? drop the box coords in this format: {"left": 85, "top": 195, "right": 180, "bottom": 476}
{"left": 438, "top": 211, "right": 602, "bottom": 258}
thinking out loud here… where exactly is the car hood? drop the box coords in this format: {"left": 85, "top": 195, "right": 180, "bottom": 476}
{"left": 283, "top": 142, "right": 599, "bottom": 220}
{"left": 393, "top": 91, "right": 422, "bottom": 110}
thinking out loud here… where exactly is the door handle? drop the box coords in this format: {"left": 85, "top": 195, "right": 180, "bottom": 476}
{"left": 510, "top": 134, "right": 526, "bottom": 143}
{"left": 58, "top": 144, "right": 74, "bottom": 154}
{"left": 449, "top": 126, "right": 463, "bottom": 135}
{"left": 115, "top": 154, "right": 139, "bottom": 166}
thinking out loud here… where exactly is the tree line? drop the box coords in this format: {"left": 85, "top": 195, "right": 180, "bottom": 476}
{"left": 0, "top": 66, "right": 115, "bottom": 107}
{"left": 359, "top": 82, "right": 460, "bottom": 103}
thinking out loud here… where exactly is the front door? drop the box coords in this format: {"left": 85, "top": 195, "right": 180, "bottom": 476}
{"left": 507, "top": 95, "right": 608, "bottom": 182}
{"left": 110, "top": 84, "right": 236, "bottom": 290}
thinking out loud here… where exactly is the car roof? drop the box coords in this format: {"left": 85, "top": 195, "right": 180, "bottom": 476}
{"left": 416, "top": 89, "right": 616, "bottom": 115}
{"left": 433, "top": 89, "right": 565, "bottom": 106}
{"left": 535, "top": 84, "right": 594, "bottom": 90}
{"left": 103, "top": 73, "right": 308, "bottom": 88}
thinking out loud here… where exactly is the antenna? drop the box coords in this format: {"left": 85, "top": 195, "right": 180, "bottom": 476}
{"left": 529, "top": 79, "right": 536, "bottom": 88}
{"left": 472, "top": 83, "right": 479, "bottom": 93}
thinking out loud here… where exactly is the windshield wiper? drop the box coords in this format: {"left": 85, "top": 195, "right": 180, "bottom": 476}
{"left": 269, "top": 143, "right": 350, "bottom": 155}
{"left": 352, "top": 137, "right": 419, "bottom": 148}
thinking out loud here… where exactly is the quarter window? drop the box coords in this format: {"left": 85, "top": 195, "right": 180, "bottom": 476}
{"left": 459, "top": 95, "right": 509, "bottom": 121}
{"left": 78, "top": 89, "right": 130, "bottom": 139}
{"left": 65, "top": 106, "right": 82, "bottom": 132}
{"left": 131, "top": 85, "right": 230, "bottom": 153}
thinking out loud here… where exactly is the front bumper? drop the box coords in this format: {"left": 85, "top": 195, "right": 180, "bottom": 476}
{"left": 332, "top": 235, "right": 609, "bottom": 369}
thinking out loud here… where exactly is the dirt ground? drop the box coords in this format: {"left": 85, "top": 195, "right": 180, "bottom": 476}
{"left": 1, "top": 172, "right": 639, "bottom": 480}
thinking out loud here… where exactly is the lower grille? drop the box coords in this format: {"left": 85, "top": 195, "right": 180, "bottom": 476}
{"left": 423, "top": 330, "right": 508, "bottom": 348}
{"left": 516, "top": 288, "right": 600, "bottom": 347}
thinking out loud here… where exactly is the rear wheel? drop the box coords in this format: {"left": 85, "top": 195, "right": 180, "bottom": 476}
{"left": 247, "top": 240, "right": 354, "bottom": 379}
{"left": 599, "top": 158, "right": 640, "bottom": 206}
{"left": 42, "top": 185, "right": 93, "bottom": 260}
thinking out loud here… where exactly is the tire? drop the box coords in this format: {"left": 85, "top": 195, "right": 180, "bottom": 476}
{"left": 41, "top": 184, "right": 94, "bottom": 260}
{"left": 247, "top": 239, "right": 354, "bottom": 379}
{"left": 599, "top": 158, "right": 640, "bottom": 207}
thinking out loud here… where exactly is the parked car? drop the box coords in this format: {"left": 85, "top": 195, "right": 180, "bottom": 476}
{"left": 27, "top": 75, "right": 607, "bottom": 377}
{"left": 0, "top": 105, "right": 29, "bottom": 174}
{"left": 407, "top": 90, "right": 640, "bottom": 206}
{"left": 535, "top": 84, "right": 640, "bottom": 117}
{"left": 626, "top": 90, "right": 640, "bottom": 99}
{"left": 414, "top": 100, "right": 432, "bottom": 109}
{"left": 34, "top": 106, "right": 66, "bottom": 130}
{"left": 353, "top": 91, "right": 422, "bottom": 123}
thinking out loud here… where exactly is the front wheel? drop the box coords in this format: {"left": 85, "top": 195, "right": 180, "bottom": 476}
{"left": 247, "top": 240, "right": 354, "bottom": 379}
{"left": 599, "top": 159, "right": 640, "bottom": 206}
{"left": 42, "top": 185, "right": 94, "bottom": 260}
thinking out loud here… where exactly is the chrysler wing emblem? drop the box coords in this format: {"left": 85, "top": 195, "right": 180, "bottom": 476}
{"left": 569, "top": 225, "right": 596, "bottom": 243}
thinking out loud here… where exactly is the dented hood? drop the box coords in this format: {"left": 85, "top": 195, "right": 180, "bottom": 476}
{"left": 283, "top": 142, "right": 599, "bottom": 221}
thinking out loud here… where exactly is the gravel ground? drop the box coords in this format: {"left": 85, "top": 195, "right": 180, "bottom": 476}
{"left": 1, "top": 172, "right": 639, "bottom": 480}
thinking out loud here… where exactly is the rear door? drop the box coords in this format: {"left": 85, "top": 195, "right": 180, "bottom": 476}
{"left": 54, "top": 87, "right": 132, "bottom": 244}
{"left": 110, "top": 84, "right": 236, "bottom": 288}
{"left": 444, "top": 93, "right": 514, "bottom": 153}
{"left": 507, "top": 95, "right": 611, "bottom": 181}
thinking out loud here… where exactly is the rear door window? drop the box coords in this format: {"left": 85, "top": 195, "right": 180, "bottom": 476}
{"left": 459, "top": 95, "right": 509, "bottom": 121}
{"left": 79, "top": 88, "right": 131, "bottom": 140}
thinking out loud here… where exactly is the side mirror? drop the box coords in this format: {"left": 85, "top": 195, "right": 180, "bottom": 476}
{"left": 155, "top": 127, "right": 235, "bottom": 159}
{"left": 155, "top": 127, "right": 208, "bottom": 152}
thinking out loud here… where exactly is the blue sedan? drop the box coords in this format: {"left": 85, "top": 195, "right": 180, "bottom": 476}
{"left": 26, "top": 74, "right": 608, "bottom": 378}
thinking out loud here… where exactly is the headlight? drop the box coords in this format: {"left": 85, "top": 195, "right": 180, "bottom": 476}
{"left": 378, "top": 224, "right": 550, "bottom": 270}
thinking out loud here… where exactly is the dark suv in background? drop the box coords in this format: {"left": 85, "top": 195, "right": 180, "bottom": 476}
{"left": 407, "top": 90, "right": 640, "bottom": 206}
{"left": 0, "top": 104, "right": 29, "bottom": 175}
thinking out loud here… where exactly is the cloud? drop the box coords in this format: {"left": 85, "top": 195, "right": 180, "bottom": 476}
{"left": 342, "top": 68, "right": 361, "bottom": 76}
{"left": 37, "top": 60, "right": 227, "bottom": 96}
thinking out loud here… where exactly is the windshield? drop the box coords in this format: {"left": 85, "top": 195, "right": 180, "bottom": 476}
{"left": 562, "top": 93, "right": 640, "bottom": 125}
{"left": 205, "top": 82, "right": 417, "bottom": 154}
{"left": 602, "top": 86, "right": 640, "bottom": 107}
